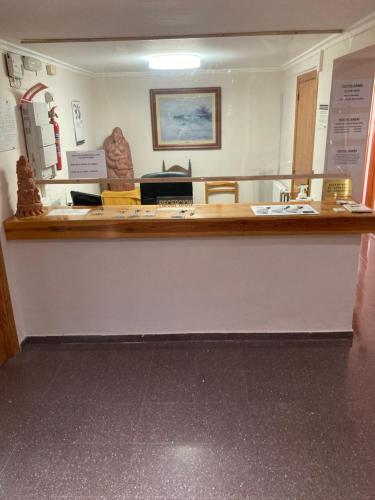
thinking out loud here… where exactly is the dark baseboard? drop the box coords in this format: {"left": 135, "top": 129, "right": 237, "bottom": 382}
{"left": 21, "top": 331, "right": 353, "bottom": 349}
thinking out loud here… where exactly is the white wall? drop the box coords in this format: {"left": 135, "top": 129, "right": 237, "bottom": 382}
{"left": 0, "top": 40, "right": 98, "bottom": 339}
{"left": 93, "top": 71, "right": 282, "bottom": 203}
{"left": 280, "top": 23, "right": 375, "bottom": 199}
{"left": 0, "top": 43, "right": 100, "bottom": 210}
{"left": 7, "top": 235, "right": 361, "bottom": 339}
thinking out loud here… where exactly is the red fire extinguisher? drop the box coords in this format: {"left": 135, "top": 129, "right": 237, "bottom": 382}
{"left": 49, "top": 106, "right": 62, "bottom": 171}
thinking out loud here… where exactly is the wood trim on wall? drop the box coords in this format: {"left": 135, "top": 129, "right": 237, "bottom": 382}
{"left": 296, "top": 69, "right": 319, "bottom": 84}
{"left": 21, "top": 29, "right": 343, "bottom": 44}
{"left": 0, "top": 241, "right": 19, "bottom": 364}
{"left": 364, "top": 108, "right": 375, "bottom": 207}
{"left": 33, "top": 172, "right": 349, "bottom": 186}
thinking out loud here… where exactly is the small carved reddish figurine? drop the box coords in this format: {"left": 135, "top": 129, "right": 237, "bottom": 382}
{"left": 16, "top": 156, "right": 44, "bottom": 217}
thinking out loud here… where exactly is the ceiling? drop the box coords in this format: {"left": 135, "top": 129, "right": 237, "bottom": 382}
{"left": 0, "top": 0, "right": 374, "bottom": 41}
{"left": 23, "top": 35, "right": 329, "bottom": 73}
{"left": 1, "top": 0, "right": 374, "bottom": 73}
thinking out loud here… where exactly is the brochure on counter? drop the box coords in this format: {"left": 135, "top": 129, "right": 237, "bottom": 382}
{"left": 251, "top": 204, "right": 319, "bottom": 216}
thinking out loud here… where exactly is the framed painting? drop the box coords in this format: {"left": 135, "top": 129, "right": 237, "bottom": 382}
{"left": 150, "top": 87, "right": 221, "bottom": 150}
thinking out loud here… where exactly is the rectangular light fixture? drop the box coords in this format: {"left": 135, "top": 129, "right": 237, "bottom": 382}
{"left": 148, "top": 54, "right": 201, "bottom": 70}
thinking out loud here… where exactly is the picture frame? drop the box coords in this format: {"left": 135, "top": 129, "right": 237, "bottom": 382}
{"left": 150, "top": 87, "right": 221, "bottom": 150}
{"left": 71, "top": 101, "right": 86, "bottom": 146}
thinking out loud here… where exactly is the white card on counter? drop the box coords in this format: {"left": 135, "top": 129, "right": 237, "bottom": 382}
{"left": 343, "top": 204, "right": 372, "bottom": 213}
{"left": 251, "top": 205, "right": 319, "bottom": 216}
{"left": 47, "top": 208, "right": 91, "bottom": 216}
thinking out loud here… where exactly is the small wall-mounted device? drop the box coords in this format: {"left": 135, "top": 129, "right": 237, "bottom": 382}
{"left": 5, "top": 52, "right": 24, "bottom": 78}
{"left": 44, "top": 91, "right": 54, "bottom": 104}
{"left": 46, "top": 64, "right": 57, "bottom": 76}
{"left": 22, "top": 55, "right": 42, "bottom": 73}
{"left": 5, "top": 52, "right": 24, "bottom": 87}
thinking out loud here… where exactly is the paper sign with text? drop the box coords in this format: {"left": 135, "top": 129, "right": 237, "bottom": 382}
{"left": 332, "top": 79, "right": 373, "bottom": 109}
{"left": 67, "top": 150, "right": 107, "bottom": 179}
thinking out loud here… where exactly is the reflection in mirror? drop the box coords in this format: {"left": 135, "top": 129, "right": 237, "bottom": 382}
{"left": 17, "top": 34, "right": 375, "bottom": 205}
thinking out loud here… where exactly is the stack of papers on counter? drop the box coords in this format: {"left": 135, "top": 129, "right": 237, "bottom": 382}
{"left": 47, "top": 208, "right": 91, "bottom": 216}
{"left": 343, "top": 203, "right": 373, "bottom": 213}
{"left": 251, "top": 205, "right": 319, "bottom": 216}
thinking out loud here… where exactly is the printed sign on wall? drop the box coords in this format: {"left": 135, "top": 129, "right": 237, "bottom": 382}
{"left": 327, "top": 145, "right": 365, "bottom": 173}
{"left": 317, "top": 104, "right": 329, "bottom": 130}
{"left": 331, "top": 113, "right": 369, "bottom": 140}
{"left": 324, "top": 54, "right": 374, "bottom": 202}
{"left": 332, "top": 79, "right": 373, "bottom": 108}
{"left": 67, "top": 150, "right": 107, "bottom": 179}
{"left": 0, "top": 100, "right": 17, "bottom": 152}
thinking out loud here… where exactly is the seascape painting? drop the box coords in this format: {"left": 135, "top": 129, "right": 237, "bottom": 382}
{"left": 150, "top": 88, "right": 221, "bottom": 150}
{"left": 159, "top": 94, "right": 214, "bottom": 142}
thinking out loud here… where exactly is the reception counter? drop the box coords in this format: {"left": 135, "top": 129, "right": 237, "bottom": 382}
{"left": 4, "top": 202, "right": 375, "bottom": 240}
{"left": 3, "top": 202, "right": 375, "bottom": 342}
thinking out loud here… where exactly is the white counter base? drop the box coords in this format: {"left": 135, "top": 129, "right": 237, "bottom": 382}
{"left": 8, "top": 235, "right": 360, "bottom": 340}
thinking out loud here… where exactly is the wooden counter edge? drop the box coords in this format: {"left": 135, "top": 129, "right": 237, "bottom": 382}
{"left": 4, "top": 212, "right": 375, "bottom": 240}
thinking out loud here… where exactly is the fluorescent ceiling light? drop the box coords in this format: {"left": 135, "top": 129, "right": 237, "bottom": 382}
{"left": 148, "top": 54, "right": 201, "bottom": 70}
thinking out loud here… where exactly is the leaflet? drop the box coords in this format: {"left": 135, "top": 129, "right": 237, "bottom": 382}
{"left": 251, "top": 205, "right": 319, "bottom": 216}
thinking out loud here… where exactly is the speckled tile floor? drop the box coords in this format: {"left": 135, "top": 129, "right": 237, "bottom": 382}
{"left": 1, "top": 338, "right": 375, "bottom": 500}
{"left": 0, "top": 236, "right": 375, "bottom": 500}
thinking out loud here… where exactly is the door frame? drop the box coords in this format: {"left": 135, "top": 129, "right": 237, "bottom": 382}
{"left": 291, "top": 69, "right": 319, "bottom": 196}
{"left": 0, "top": 241, "right": 19, "bottom": 365}
{"left": 364, "top": 127, "right": 375, "bottom": 208}
{"left": 364, "top": 86, "right": 375, "bottom": 207}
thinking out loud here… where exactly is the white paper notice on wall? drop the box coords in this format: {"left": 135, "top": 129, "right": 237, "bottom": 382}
{"left": 317, "top": 104, "right": 329, "bottom": 130}
{"left": 0, "top": 100, "right": 17, "bottom": 152}
{"left": 331, "top": 112, "right": 369, "bottom": 140}
{"left": 332, "top": 79, "right": 373, "bottom": 108}
{"left": 71, "top": 101, "right": 86, "bottom": 146}
{"left": 327, "top": 145, "right": 365, "bottom": 172}
{"left": 67, "top": 150, "right": 107, "bottom": 179}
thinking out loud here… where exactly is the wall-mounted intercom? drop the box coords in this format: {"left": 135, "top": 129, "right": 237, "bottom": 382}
{"left": 21, "top": 101, "right": 57, "bottom": 179}
{"left": 22, "top": 56, "right": 42, "bottom": 73}
{"left": 5, "top": 52, "right": 24, "bottom": 88}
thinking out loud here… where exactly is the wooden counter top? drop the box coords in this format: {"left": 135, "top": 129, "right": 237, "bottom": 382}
{"left": 4, "top": 202, "right": 375, "bottom": 240}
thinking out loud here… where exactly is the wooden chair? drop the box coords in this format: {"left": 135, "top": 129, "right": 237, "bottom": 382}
{"left": 205, "top": 181, "right": 239, "bottom": 204}
{"left": 162, "top": 160, "right": 192, "bottom": 176}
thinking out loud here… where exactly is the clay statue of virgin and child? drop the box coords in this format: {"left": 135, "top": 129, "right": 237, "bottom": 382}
{"left": 103, "top": 127, "right": 135, "bottom": 191}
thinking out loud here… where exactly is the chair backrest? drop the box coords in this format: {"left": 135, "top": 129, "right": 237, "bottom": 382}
{"left": 162, "top": 160, "right": 192, "bottom": 176}
{"left": 101, "top": 188, "right": 141, "bottom": 206}
{"left": 205, "top": 181, "right": 239, "bottom": 204}
{"left": 141, "top": 172, "right": 193, "bottom": 205}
